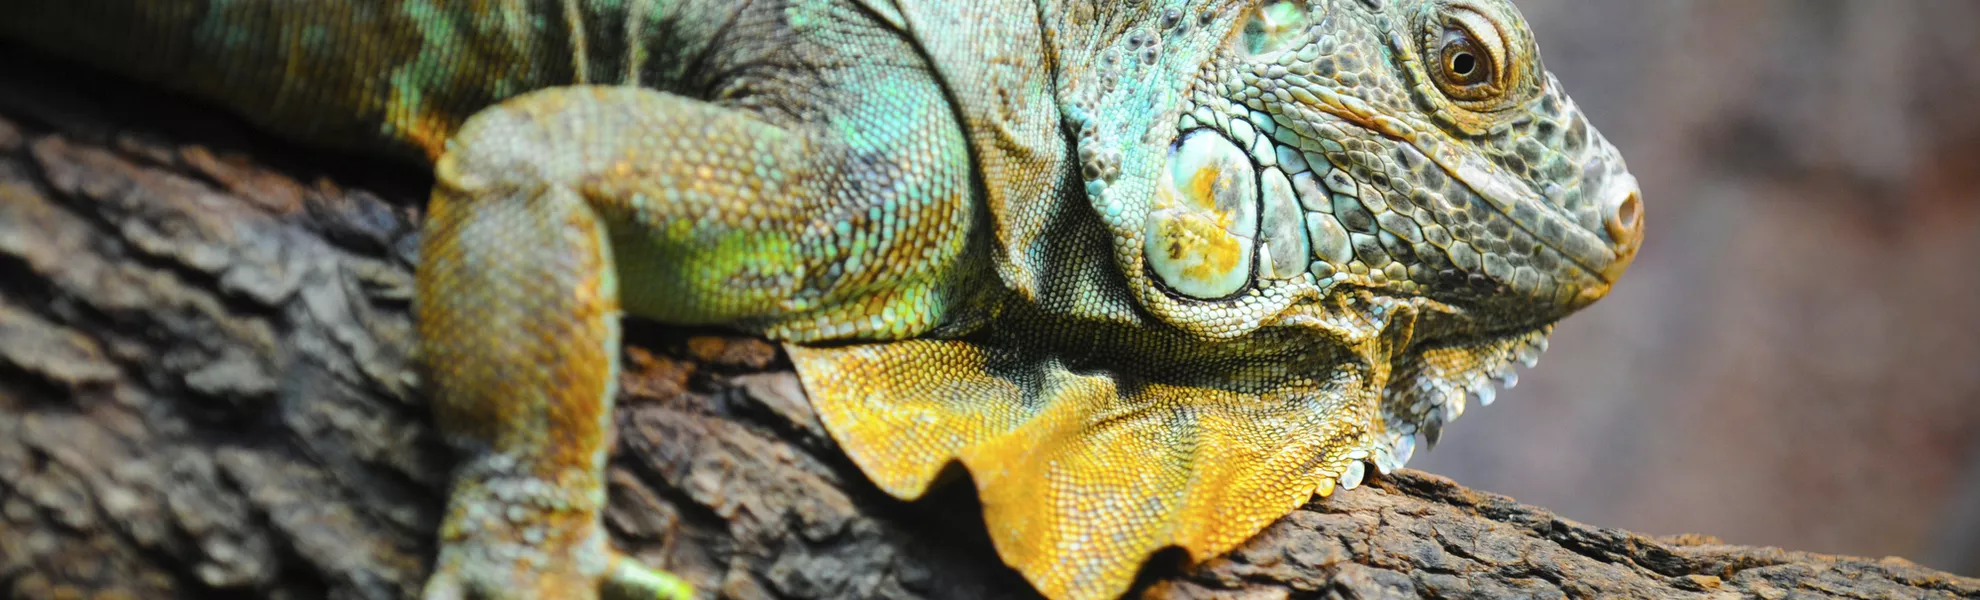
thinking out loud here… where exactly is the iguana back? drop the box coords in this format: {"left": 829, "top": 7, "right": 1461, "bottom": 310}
{"left": 1, "top": 1, "right": 942, "bottom": 161}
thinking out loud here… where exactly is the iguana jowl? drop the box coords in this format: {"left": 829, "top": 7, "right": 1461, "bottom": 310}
{"left": 0, "top": 1, "right": 1643, "bottom": 599}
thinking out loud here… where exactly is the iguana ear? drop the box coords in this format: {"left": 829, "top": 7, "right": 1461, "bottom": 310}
{"left": 1048, "top": 2, "right": 1340, "bottom": 342}
{"left": 788, "top": 307, "right": 1407, "bottom": 600}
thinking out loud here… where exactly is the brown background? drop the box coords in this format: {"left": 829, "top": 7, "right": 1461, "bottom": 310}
{"left": 1417, "top": 0, "right": 1980, "bottom": 577}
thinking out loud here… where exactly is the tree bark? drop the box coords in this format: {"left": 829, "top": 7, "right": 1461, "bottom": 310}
{"left": 1, "top": 53, "right": 1973, "bottom": 600}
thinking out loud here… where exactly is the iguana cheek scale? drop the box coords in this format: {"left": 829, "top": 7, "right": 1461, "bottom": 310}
{"left": 0, "top": 1, "right": 1644, "bottom": 599}
{"left": 1146, "top": 130, "right": 1259, "bottom": 299}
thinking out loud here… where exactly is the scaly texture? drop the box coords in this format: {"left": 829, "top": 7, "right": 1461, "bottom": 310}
{"left": 0, "top": 1, "right": 1643, "bottom": 599}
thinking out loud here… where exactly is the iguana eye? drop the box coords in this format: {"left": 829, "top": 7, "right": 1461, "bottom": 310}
{"left": 1441, "top": 34, "right": 1488, "bottom": 86}
{"left": 1429, "top": 8, "right": 1508, "bottom": 102}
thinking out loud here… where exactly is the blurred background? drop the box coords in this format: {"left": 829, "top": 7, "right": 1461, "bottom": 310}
{"left": 1417, "top": 0, "right": 1980, "bottom": 576}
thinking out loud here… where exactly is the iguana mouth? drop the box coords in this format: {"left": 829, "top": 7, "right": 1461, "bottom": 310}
{"left": 1154, "top": 88, "right": 1641, "bottom": 320}
{"left": 1410, "top": 134, "right": 1628, "bottom": 284}
{"left": 1258, "top": 83, "right": 1638, "bottom": 289}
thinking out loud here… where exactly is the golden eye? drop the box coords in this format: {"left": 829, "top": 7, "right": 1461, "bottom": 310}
{"left": 1441, "top": 33, "right": 1489, "bottom": 86}
{"left": 1429, "top": 9, "right": 1508, "bottom": 102}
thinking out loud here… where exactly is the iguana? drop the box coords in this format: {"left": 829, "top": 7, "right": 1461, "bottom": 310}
{"left": 0, "top": 1, "right": 1643, "bottom": 598}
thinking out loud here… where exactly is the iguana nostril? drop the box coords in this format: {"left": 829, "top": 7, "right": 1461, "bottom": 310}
{"left": 1618, "top": 192, "right": 1640, "bottom": 229}
{"left": 1591, "top": 174, "right": 1645, "bottom": 286}
{"left": 1604, "top": 187, "right": 1642, "bottom": 248}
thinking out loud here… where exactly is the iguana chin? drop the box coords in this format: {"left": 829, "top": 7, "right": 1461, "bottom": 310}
{"left": 1, "top": 0, "right": 1642, "bottom": 599}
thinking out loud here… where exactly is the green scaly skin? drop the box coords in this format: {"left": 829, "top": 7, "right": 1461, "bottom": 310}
{"left": 1, "top": 1, "right": 1643, "bottom": 599}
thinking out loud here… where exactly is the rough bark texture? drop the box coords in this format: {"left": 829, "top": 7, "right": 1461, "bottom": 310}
{"left": 1, "top": 51, "right": 1975, "bottom": 600}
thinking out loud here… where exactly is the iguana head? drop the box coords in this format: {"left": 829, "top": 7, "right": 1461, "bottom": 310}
{"left": 1122, "top": 0, "right": 1642, "bottom": 449}
{"left": 1066, "top": 0, "right": 1642, "bottom": 461}
{"left": 796, "top": 1, "right": 1641, "bottom": 599}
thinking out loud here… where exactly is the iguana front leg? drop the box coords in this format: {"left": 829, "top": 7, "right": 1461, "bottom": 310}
{"left": 415, "top": 82, "right": 977, "bottom": 599}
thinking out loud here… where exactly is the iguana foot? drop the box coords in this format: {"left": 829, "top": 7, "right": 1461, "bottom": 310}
{"left": 416, "top": 457, "right": 692, "bottom": 600}
{"left": 603, "top": 554, "right": 694, "bottom": 600}
{"left": 420, "top": 541, "right": 691, "bottom": 600}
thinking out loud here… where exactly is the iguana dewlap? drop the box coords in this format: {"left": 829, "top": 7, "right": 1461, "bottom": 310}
{"left": 0, "top": 1, "right": 1642, "bottom": 599}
